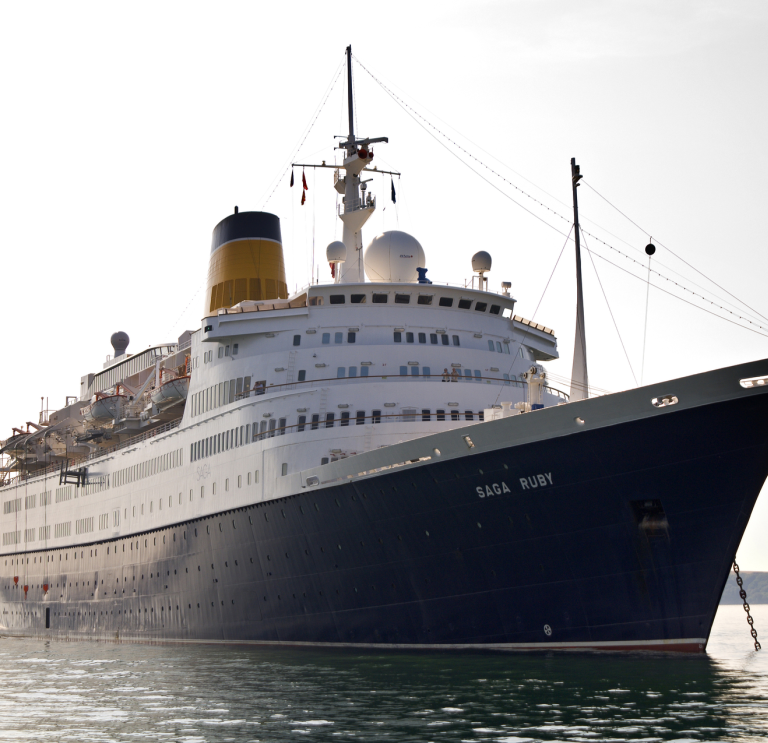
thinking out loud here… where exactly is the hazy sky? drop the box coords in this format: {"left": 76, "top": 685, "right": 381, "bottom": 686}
{"left": 2, "top": 1, "right": 768, "bottom": 566}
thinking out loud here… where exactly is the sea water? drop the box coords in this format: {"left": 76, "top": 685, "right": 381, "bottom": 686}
{"left": 0, "top": 604, "right": 765, "bottom": 742}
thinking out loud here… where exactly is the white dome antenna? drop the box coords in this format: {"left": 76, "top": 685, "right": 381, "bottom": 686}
{"left": 326, "top": 241, "right": 347, "bottom": 282}
{"left": 364, "top": 231, "right": 426, "bottom": 283}
{"left": 472, "top": 250, "right": 492, "bottom": 291}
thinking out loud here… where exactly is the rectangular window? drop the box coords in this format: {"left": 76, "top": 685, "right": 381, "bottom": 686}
{"left": 330, "top": 295, "right": 345, "bottom": 304}
{"left": 238, "top": 475, "right": 242, "bottom": 487}
{"left": 474, "top": 302, "right": 487, "bottom": 312}
{"left": 395, "top": 294, "right": 410, "bottom": 304}
{"left": 372, "top": 409, "right": 381, "bottom": 424}
{"left": 356, "top": 410, "right": 365, "bottom": 425}
{"left": 400, "top": 366, "right": 407, "bottom": 376}
{"left": 423, "top": 366, "right": 431, "bottom": 377}
{"left": 488, "top": 339, "right": 495, "bottom": 352}
{"left": 348, "top": 366, "right": 357, "bottom": 377}
{"left": 259, "top": 421, "right": 267, "bottom": 439}
{"left": 394, "top": 331, "right": 402, "bottom": 343}
{"left": 225, "top": 345, "right": 230, "bottom": 356}
{"left": 451, "top": 410, "right": 460, "bottom": 421}
{"left": 418, "top": 332, "right": 426, "bottom": 343}
{"left": 293, "top": 335, "right": 301, "bottom": 346}
{"left": 298, "top": 369, "right": 306, "bottom": 381}
{"left": 325, "top": 413, "right": 335, "bottom": 428}
{"left": 244, "top": 376, "right": 251, "bottom": 397}
{"left": 341, "top": 411, "right": 350, "bottom": 426}
{"left": 372, "top": 293, "right": 388, "bottom": 303}
{"left": 361, "top": 366, "right": 368, "bottom": 377}
{"left": 278, "top": 417, "right": 287, "bottom": 435}
{"left": 321, "top": 457, "right": 329, "bottom": 465}
{"left": 453, "top": 335, "right": 461, "bottom": 346}
{"left": 219, "top": 382, "right": 224, "bottom": 405}
{"left": 496, "top": 341, "right": 502, "bottom": 353}
{"left": 439, "top": 297, "right": 453, "bottom": 307}
{"left": 464, "top": 369, "right": 472, "bottom": 380}
{"left": 245, "top": 423, "right": 250, "bottom": 443}
{"left": 229, "top": 379, "right": 236, "bottom": 403}
{"left": 503, "top": 373, "right": 511, "bottom": 385}
{"left": 298, "top": 415, "right": 307, "bottom": 432}
{"left": 490, "top": 304, "right": 501, "bottom": 315}
{"left": 441, "top": 334, "right": 450, "bottom": 346}
{"left": 322, "top": 333, "right": 330, "bottom": 344}
{"left": 417, "top": 295, "right": 433, "bottom": 305}
{"left": 430, "top": 333, "right": 438, "bottom": 344}
{"left": 436, "top": 409, "right": 446, "bottom": 421}
{"left": 348, "top": 332, "right": 356, "bottom": 343}
{"left": 223, "top": 380, "right": 229, "bottom": 403}
{"left": 334, "top": 332, "right": 343, "bottom": 344}
{"left": 255, "top": 470, "right": 260, "bottom": 483}
{"left": 410, "top": 366, "right": 419, "bottom": 376}
{"left": 311, "top": 414, "right": 320, "bottom": 430}
{"left": 236, "top": 377, "right": 243, "bottom": 398}
{"left": 422, "top": 409, "right": 431, "bottom": 421}
{"left": 218, "top": 347, "right": 223, "bottom": 358}
{"left": 337, "top": 367, "right": 346, "bottom": 378}
{"left": 406, "top": 332, "right": 414, "bottom": 343}
{"left": 474, "top": 370, "right": 482, "bottom": 381}
{"left": 402, "top": 408, "right": 417, "bottom": 422}
{"left": 281, "top": 463, "right": 288, "bottom": 476}
{"left": 267, "top": 420, "right": 275, "bottom": 437}
{"left": 504, "top": 343, "right": 511, "bottom": 354}
{"left": 458, "top": 299, "right": 472, "bottom": 309}
{"left": 351, "top": 293, "right": 366, "bottom": 303}
{"left": 465, "top": 411, "right": 474, "bottom": 420}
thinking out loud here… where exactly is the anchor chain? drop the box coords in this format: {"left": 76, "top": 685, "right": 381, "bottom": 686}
{"left": 733, "top": 561, "right": 761, "bottom": 651}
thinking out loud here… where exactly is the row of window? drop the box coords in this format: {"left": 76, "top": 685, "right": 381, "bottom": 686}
{"left": 191, "top": 376, "right": 266, "bottom": 417}
{"left": 113, "top": 449, "right": 183, "bottom": 489}
{"left": 55, "top": 486, "right": 73, "bottom": 503}
{"left": 190, "top": 418, "right": 287, "bottom": 462}
{"left": 320, "top": 293, "right": 503, "bottom": 314}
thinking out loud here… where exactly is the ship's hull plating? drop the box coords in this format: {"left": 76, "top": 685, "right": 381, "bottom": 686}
{"left": 2, "top": 392, "right": 767, "bottom": 652}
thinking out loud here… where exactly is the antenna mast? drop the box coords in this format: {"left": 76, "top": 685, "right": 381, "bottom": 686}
{"left": 346, "top": 45, "right": 355, "bottom": 146}
{"left": 569, "top": 158, "right": 589, "bottom": 401}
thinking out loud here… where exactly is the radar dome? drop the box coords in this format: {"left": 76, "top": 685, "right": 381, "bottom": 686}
{"left": 111, "top": 331, "right": 129, "bottom": 358}
{"left": 472, "top": 251, "right": 492, "bottom": 274}
{"left": 364, "top": 231, "right": 426, "bottom": 283}
{"left": 326, "top": 241, "right": 347, "bottom": 264}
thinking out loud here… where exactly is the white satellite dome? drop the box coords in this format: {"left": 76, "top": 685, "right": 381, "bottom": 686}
{"left": 364, "top": 231, "right": 426, "bottom": 283}
{"left": 326, "top": 240, "right": 347, "bottom": 264}
{"left": 472, "top": 250, "right": 492, "bottom": 274}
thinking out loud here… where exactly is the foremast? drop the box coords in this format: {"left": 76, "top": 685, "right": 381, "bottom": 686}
{"left": 335, "top": 45, "right": 388, "bottom": 283}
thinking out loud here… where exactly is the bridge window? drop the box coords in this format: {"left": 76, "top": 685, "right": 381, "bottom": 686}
{"left": 395, "top": 294, "right": 410, "bottom": 304}
{"left": 475, "top": 302, "right": 487, "bottom": 312}
{"left": 439, "top": 297, "right": 453, "bottom": 307}
{"left": 329, "top": 295, "right": 345, "bottom": 304}
{"left": 458, "top": 299, "right": 472, "bottom": 310}
{"left": 490, "top": 304, "right": 501, "bottom": 315}
{"left": 372, "top": 294, "right": 388, "bottom": 303}
{"left": 351, "top": 294, "right": 366, "bottom": 304}
{"left": 417, "top": 295, "right": 433, "bottom": 305}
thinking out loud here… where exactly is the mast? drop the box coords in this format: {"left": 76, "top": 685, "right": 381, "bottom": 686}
{"left": 335, "top": 45, "right": 387, "bottom": 284}
{"left": 569, "top": 158, "right": 589, "bottom": 401}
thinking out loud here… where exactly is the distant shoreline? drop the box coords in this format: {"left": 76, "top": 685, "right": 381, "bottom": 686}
{"left": 719, "top": 571, "right": 768, "bottom": 604}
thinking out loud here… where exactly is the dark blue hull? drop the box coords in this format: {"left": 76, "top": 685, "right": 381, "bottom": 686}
{"left": 3, "top": 392, "right": 768, "bottom": 651}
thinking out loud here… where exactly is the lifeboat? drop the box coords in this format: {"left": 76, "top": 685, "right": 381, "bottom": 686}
{"left": 82, "top": 392, "right": 125, "bottom": 423}
{"left": 150, "top": 375, "right": 190, "bottom": 406}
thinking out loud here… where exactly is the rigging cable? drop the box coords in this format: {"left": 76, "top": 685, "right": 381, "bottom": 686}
{"left": 494, "top": 226, "right": 573, "bottom": 406}
{"left": 641, "top": 242, "right": 653, "bottom": 385}
{"left": 355, "top": 56, "right": 768, "bottom": 337}
{"left": 258, "top": 57, "right": 344, "bottom": 209}
{"left": 580, "top": 230, "right": 638, "bottom": 386}
{"left": 584, "top": 181, "right": 768, "bottom": 324}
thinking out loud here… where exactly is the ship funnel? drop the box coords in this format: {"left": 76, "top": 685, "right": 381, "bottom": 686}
{"left": 206, "top": 211, "right": 288, "bottom": 316}
{"left": 111, "top": 331, "right": 129, "bottom": 358}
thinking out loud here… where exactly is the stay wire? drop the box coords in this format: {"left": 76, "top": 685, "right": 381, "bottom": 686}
{"left": 585, "top": 246, "right": 768, "bottom": 339}
{"left": 641, "top": 252, "right": 652, "bottom": 385}
{"left": 583, "top": 180, "right": 768, "bottom": 324}
{"left": 580, "top": 230, "right": 638, "bottom": 386}
{"left": 258, "top": 58, "right": 344, "bottom": 209}
{"left": 495, "top": 226, "right": 573, "bottom": 406}
{"left": 356, "top": 55, "right": 766, "bottom": 336}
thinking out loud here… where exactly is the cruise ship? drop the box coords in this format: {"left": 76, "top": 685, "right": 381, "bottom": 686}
{"left": 2, "top": 48, "right": 767, "bottom": 652}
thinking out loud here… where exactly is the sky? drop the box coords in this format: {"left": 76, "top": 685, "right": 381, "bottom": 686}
{"left": 1, "top": 0, "right": 768, "bottom": 566}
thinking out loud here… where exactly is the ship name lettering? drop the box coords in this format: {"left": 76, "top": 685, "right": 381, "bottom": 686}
{"left": 519, "top": 473, "right": 553, "bottom": 490}
{"left": 476, "top": 482, "right": 511, "bottom": 498}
